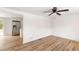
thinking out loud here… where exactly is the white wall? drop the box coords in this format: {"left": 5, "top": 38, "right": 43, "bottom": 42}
{"left": 4, "top": 18, "right": 12, "bottom": 36}
{"left": 23, "top": 13, "right": 52, "bottom": 43}
{"left": 50, "top": 13, "right": 79, "bottom": 41}
{"left": 0, "top": 18, "right": 12, "bottom": 36}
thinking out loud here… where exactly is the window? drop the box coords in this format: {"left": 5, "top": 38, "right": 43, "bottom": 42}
{"left": 0, "top": 21, "right": 4, "bottom": 35}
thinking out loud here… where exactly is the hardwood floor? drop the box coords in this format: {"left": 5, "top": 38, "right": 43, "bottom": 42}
{"left": 1, "top": 35, "right": 79, "bottom": 51}
{"left": 15, "top": 36, "right": 73, "bottom": 51}
{"left": 0, "top": 36, "right": 23, "bottom": 51}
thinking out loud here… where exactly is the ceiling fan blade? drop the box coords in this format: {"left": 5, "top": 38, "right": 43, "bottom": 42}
{"left": 44, "top": 11, "right": 52, "bottom": 13}
{"left": 57, "top": 9, "right": 69, "bottom": 12}
{"left": 56, "top": 13, "right": 61, "bottom": 15}
{"left": 48, "top": 13, "right": 54, "bottom": 16}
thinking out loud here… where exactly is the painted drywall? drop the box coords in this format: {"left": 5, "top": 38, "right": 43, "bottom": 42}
{"left": 0, "top": 11, "right": 14, "bottom": 36}
{"left": 4, "top": 18, "right": 12, "bottom": 36}
{"left": 23, "top": 13, "right": 52, "bottom": 43}
{"left": 50, "top": 13, "right": 79, "bottom": 41}
{"left": 0, "top": 18, "right": 12, "bottom": 36}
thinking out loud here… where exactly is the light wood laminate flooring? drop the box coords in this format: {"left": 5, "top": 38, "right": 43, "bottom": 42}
{"left": 3, "top": 35, "right": 79, "bottom": 51}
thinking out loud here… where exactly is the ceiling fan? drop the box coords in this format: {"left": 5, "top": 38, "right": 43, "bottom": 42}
{"left": 44, "top": 7, "right": 69, "bottom": 16}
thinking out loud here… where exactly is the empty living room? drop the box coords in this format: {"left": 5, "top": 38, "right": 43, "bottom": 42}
{"left": 0, "top": 7, "right": 79, "bottom": 51}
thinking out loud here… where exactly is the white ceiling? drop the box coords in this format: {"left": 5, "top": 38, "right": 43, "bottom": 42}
{"left": 5, "top": 7, "right": 79, "bottom": 16}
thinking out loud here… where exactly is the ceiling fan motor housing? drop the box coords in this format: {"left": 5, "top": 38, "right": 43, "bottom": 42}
{"left": 52, "top": 7, "right": 57, "bottom": 13}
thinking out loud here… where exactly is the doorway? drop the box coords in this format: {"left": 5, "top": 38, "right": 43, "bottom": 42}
{"left": 12, "top": 20, "right": 21, "bottom": 36}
